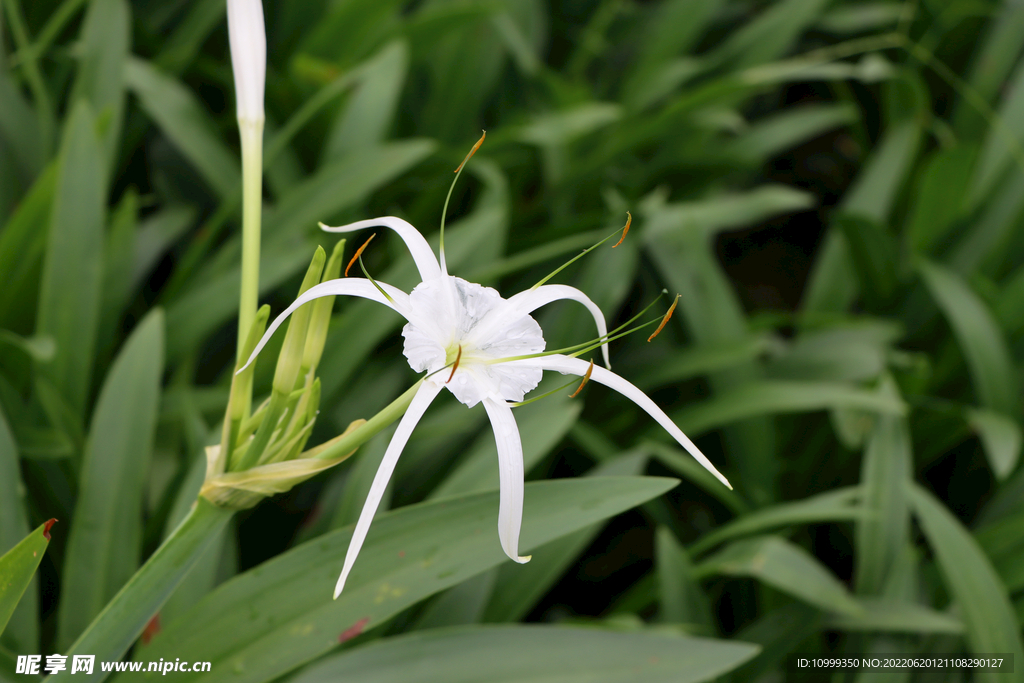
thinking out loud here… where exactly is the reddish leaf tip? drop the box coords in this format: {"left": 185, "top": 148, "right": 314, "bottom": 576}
{"left": 43, "top": 518, "right": 57, "bottom": 540}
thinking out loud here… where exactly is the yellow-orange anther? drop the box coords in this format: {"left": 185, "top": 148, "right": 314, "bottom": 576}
{"left": 648, "top": 295, "right": 680, "bottom": 342}
{"left": 446, "top": 345, "right": 463, "bottom": 384}
{"left": 455, "top": 130, "right": 486, "bottom": 173}
{"left": 569, "top": 359, "right": 595, "bottom": 398}
{"left": 612, "top": 212, "right": 631, "bottom": 248}
{"left": 345, "top": 233, "right": 376, "bottom": 277}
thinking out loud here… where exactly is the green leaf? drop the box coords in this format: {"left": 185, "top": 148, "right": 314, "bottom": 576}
{"left": 0, "top": 164, "right": 55, "bottom": 330}
{"left": 672, "top": 380, "right": 905, "bottom": 436}
{"left": 0, "top": 405, "right": 36, "bottom": 652}
{"left": 481, "top": 452, "right": 649, "bottom": 623}
{"left": 153, "top": 0, "right": 225, "bottom": 74}
{"left": 918, "top": 259, "right": 1019, "bottom": 416}
{"left": 967, "top": 408, "right": 1022, "bottom": 480}
{"left": 124, "top": 57, "right": 239, "bottom": 197}
{"left": 824, "top": 599, "right": 963, "bottom": 634}
{"left": 140, "top": 477, "right": 680, "bottom": 683}
{"left": 906, "top": 146, "right": 976, "bottom": 254}
{"left": 634, "top": 336, "right": 773, "bottom": 388}
{"left": 817, "top": 3, "right": 903, "bottom": 33}
{"left": 0, "top": 67, "right": 43, "bottom": 183}
{"left": 954, "top": 0, "right": 1024, "bottom": 137}
{"left": 517, "top": 103, "right": 622, "bottom": 147}
{"left": 721, "top": 103, "right": 857, "bottom": 164}
{"left": 70, "top": 0, "right": 129, "bottom": 167}
{"left": 35, "top": 102, "right": 105, "bottom": 416}
{"left": 968, "top": 56, "right": 1024, "bottom": 207}
{"left": 690, "top": 487, "right": 862, "bottom": 557}
{"left": 836, "top": 213, "right": 899, "bottom": 309}
{"left": 285, "top": 625, "right": 759, "bottom": 683}
{"left": 765, "top": 322, "right": 900, "bottom": 383}
{"left": 643, "top": 185, "right": 814, "bottom": 241}
{"left": 323, "top": 40, "right": 409, "bottom": 161}
{"left": 908, "top": 483, "right": 1024, "bottom": 681}
{"left": 0, "top": 520, "right": 54, "bottom": 639}
{"left": 855, "top": 379, "right": 911, "bottom": 595}
{"left": 646, "top": 442, "right": 748, "bottom": 515}
{"left": 975, "top": 508, "right": 1024, "bottom": 593}
{"left": 710, "top": 0, "right": 830, "bottom": 69}
{"left": 57, "top": 309, "right": 165, "bottom": 649}
{"left": 657, "top": 526, "right": 712, "bottom": 629}
{"left": 695, "top": 535, "right": 863, "bottom": 616}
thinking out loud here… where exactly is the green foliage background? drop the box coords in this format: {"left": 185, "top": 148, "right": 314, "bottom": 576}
{"left": 2, "top": 0, "right": 1024, "bottom": 680}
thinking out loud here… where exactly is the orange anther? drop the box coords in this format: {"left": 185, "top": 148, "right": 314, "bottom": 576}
{"left": 345, "top": 233, "right": 376, "bottom": 277}
{"left": 569, "top": 359, "right": 595, "bottom": 398}
{"left": 612, "top": 212, "right": 631, "bottom": 248}
{"left": 455, "top": 130, "right": 486, "bottom": 173}
{"left": 446, "top": 345, "right": 463, "bottom": 383}
{"left": 648, "top": 295, "right": 679, "bottom": 342}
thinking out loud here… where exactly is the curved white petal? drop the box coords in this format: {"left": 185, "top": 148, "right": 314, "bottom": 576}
{"left": 320, "top": 216, "right": 442, "bottom": 282}
{"left": 482, "top": 396, "right": 531, "bottom": 564}
{"left": 516, "top": 355, "right": 732, "bottom": 490}
{"left": 226, "top": 0, "right": 266, "bottom": 122}
{"left": 237, "top": 278, "right": 411, "bottom": 374}
{"left": 334, "top": 381, "right": 444, "bottom": 599}
{"left": 493, "top": 285, "right": 611, "bottom": 368}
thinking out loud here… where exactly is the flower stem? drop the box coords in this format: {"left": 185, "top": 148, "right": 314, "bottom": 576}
{"left": 50, "top": 498, "right": 233, "bottom": 683}
{"left": 237, "top": 118, "right": 264, "bottom": 364}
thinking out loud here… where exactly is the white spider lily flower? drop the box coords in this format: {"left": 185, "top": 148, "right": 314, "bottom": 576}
{"left": 238, "top": 216, "right": 730, "bottom": 599}
{"left": 227, "top": 0, "right": 266, "bottom": 124}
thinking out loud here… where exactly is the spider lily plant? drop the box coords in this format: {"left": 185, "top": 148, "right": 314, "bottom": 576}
{"left": 238, "top": 141, "right": 732, "bottom": 599}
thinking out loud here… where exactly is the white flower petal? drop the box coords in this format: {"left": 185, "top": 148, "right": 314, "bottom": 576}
{"left": 334, "top": 381, "right": 444, "bottom": 599}
{"left": 487, "top": 284, "right": 611, "bottom": 368}
{"left": 517, "top": 354, "right": 732, "bottom": 490}
{"left": 226, "top": 0, "right": 266, "bottom": 123}
{"left": 320, "top": 216, "right": 442, "bottom": 282}
{"left": 238, "top": 278, "right": 411, "bottom": 374}
{"left": 482, "top": 396, "right": 531, "bottom": 564}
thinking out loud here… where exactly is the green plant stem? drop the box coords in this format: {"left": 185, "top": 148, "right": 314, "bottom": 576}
{"left": 307, "top": 380, "right": 424, "bottom": 461}
{"left": 237, "top": 118, "right": 264, "bottom": 364}
{"left": 50, "top": 498, "right": 233, "bottom": 682}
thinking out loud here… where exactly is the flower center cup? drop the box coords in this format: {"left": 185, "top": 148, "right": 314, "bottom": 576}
{"left": 402, "top": 276, "right": 545, "bottom": 407}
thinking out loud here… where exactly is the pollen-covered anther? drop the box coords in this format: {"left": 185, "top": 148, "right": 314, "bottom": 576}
{"left": 446, "top": 345, "right": 463, "bottom": 384}
{"left": 612, "top": 211, "right": 631, "bottom": 248}
{"left": 569, "top": 359, "right": 594, "bottom": 398}
{"left": 345, "top": 233, "right": 376, "bottom": 277}
{"left": 455, "top": 130, "right": 486, "bottom": 173}
{"left": 648, "top": 294, "right": 680, "bottom": 342}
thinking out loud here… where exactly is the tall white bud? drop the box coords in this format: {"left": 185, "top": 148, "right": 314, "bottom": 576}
{"left": 227, "top": 0, "right": 266, "bottom": 123}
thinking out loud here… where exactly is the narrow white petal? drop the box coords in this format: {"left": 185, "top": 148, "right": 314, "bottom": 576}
{"left": 237, "top": 278, "right": 411, "bottom": 374}
{"left": 518, "top": 355, "right": 732, "bottom": 490}
{"left": 482, "top": 396, "right": 531, "bottom": 564}
{"left": 494, "top": 285, "right": 611, "bottom": 368}
{"left": 334, "top": 381, "right": 444, "bottom": 599}
{"left": 226, "top": 0, "right": 266, "bottom": 123}
{"left": 320, "top": 217, "right": 442, "bottom": 282}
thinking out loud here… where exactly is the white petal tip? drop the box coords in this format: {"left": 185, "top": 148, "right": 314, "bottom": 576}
{"left": 333, "top": 576, "right": 346, "bottom": 600}
{"left": 517, "top": 555, "right": 532, "bottom": 564}
{"left": 318, "top": 221, "right": 330, "bottom": 231}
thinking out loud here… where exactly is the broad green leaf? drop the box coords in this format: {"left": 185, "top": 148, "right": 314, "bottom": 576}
{"left": 695, "top": 535, "right": 863, "bottom": 616}
{"left": 57, "top": 310, "right": 165, "bottom": 649}
{"left": 70, "top": 0, "right": 129, "bottom": 167}
{"left": 672, "top": 380, "right": 905, "bottom": 436}
{"left": 711, "top": 0, "right": 829, "bottom": 69}
{"left": 909, "top": 483, "right": 1024, "bottom": 682}
{"left": 657, "top": 526, "right": 712, "bottom": 629}
{"left": 323, "top": 41, "right": 409, "bottom": 161}
{"left": 517, "top": 103, "right": 622, "bottom": 147}
{"left": 968, "top": 56, "right": 1024, "bottom": 207}
{"left": 481, "top": 452, "right": 649, "bottom": 623}
{"left": 765, "top": 322, "right": 900, "bottom": 383}
{"left": 140, "top": 477, "right": 680, "bottom": 683}
{"left": 633, "top": 336, "right": 773, "bottom": 389}
{"left": 0, "top": 520, "right": 54, "bottom": 639}
{"left": 824, "top": 599, "right": 963, "bottom": 634}
{"left": 919, "top": 259, "right": 1019, "bottom": 416}
{"left": 98, "top": 190, "right": 138, "bottom": 356}
{"left": 286, "top": 625, "right": 759, "bottom": 683}
{"left": 411, "top": 569, "right": 497, "bottom": 631}
{"left": 430, "top": 387, "right": 581, "bottom": 498}
{"left": 643, "top": 185, "right": 814, "bottom": 241}
{"left": 35, "top": 102, "right": 105, "bottom": 416}
{"left": 906, "top": 146, "right": 976, "bottom": 254}
{"left": 803, "top": 119, "right": 921, "bottom": 313}
{"left": 124, "top": 57, "right": 239, "bottom": 197}
{"left": 967, "top": 408, "right": 1021, "bottom": 480}
{"left": 0, "top": 405, "right": 36, "bottom": 653}
{"left": 837, "top": 214, "right": 899, "bottom": 309}
{"left": 0, "top": 164, "right": 55, "bottom": 330}
{"left": 855, "top": 387, "right": 911, "bottom": 595}
{"left": 722, "top": 103, "right": 857, "bottom": 164}
{"left": 689, "top": 487, "right": 862, "bottom": 557}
